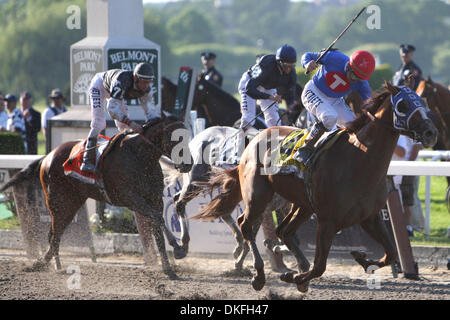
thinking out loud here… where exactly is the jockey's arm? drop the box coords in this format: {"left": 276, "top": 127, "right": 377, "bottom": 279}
{"left": 245, "top": 77, "right": 272, "bottom": 101}
{"left": 106, "top": 98, "right": 142, "bottom": 133}
{"left": 356, "top": 80, "right": 372, "bottom": 104}
{"left": 139, "top": 94, "right": 161, "bottom": 121}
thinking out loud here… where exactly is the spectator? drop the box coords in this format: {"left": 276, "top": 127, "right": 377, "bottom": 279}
{"left": 392, "top": 135, "right": 425, "bottom": 237}
{"left": 0, "top": 92, "right": 7, "bottom": 131}
{"left": 42, "top": 88, "right": 68, "bottom": 138}
{"left": 5, "top": 94, "right": 24, "bottom": 134}
{"left": 200, "top": 52, "right": 223, "bottom": 87}
{"left": 19, "top": 92, "right": 41, "bottom": 154}
{"left": 392, "top": 44, "right": 422, "bottom": 91}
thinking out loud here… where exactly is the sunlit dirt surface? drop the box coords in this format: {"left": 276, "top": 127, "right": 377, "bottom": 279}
{"left": 0, "top": 250, "right": 448, "bottom": 300}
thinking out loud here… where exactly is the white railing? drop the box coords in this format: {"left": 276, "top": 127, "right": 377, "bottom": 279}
{"left": 1, "top": 151, "right": 449, "bottom": 237}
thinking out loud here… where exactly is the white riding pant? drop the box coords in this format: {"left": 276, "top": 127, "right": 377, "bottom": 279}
{"left": 301, "top": 80, "right": 355, "bottom": 130}
{"left": 88, "top": 73, "right": 130, "bottom": 139}
{"left": 238, "top": 72, "right": 280, "bottom": 128}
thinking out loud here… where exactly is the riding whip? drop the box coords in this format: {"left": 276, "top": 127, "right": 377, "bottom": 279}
{"left": 305, "top": 6, "right": 367, "bottom": 74}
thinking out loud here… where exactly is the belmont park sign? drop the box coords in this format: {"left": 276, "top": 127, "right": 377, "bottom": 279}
{"left": 71, "top": 48, "right": 159, "bottom": 107}
{"left": 108, "top": 48, "right": 159, "bottom": 106}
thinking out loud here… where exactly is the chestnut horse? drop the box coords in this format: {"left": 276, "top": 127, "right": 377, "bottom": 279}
{"left": 2, "top": 115, "right": 192, "bottom": 279}
{"left": 192, "top": 81, "right": 438, "bottom": 292}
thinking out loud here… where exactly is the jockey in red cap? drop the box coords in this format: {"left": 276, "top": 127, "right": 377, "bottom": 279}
{"left": 294, "top": 49, "right": 375, "bottom": 166}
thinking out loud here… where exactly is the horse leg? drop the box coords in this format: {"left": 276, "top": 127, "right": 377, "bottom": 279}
{"left": 134, "top": 212, "right": 158, "bottom": 265}
{"left": 293, "top": 219, "right": 336, "bottom": 287}
{"left": 352, "top": 211, "right": 398, "bottom": 272}
{"left": 222, "top": 214, "right": 249, "bottom": 270}
{"left": 237, "top": 177, "right": 274, "bottom": 291}
{"left": 131, "top": 196, "right": 179, "bottom": 279}
{"left": 34, "top": 195, "right": 85, "bottom": 271}
{"left": 261, "top": 207, "right": 291, "bottom": 273}
{"left": 174, "top": 181, "right": 200, "bottom": 255}
{"left": 277, "top": 204, "right": 312, "bottom": 292}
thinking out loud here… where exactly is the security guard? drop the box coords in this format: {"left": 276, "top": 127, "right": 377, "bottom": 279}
{"left": 392, "top": 44, "right": 422, "bottom": 91}
{"left": 200, "top": 52, "right": 223, "bottom": 87}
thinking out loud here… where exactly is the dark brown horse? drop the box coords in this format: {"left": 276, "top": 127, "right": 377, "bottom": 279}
{"left": 416, "top": 76, "right": 450, "bottom": 150}
{"left": 192, "top": 80, "right": 438, "bottom": 292}
{"left": 1, "top": 115, "right": 192, "bottom": 279}
{"left": 417, "top": 77, "right": 450, "bottom": 191}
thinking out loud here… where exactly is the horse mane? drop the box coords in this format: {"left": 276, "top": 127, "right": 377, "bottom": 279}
{"left": 345, "top": 90, "right": 391, "bottom": 134}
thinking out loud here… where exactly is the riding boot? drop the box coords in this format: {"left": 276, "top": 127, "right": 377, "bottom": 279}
{"left": 80, "top": 137, "right": 98, "bottom": 173}
{"left": 294, "top": 121, "right": 327, "bottom": 166}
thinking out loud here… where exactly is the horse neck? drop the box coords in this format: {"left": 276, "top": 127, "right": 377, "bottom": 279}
{"left": 354, "top": 96, "right": 399, "bottom": 171}
{"left": 202, "top": 83, "right": 240, "bottom": 123}
{"left": 435, "top": 84, "right": 450, "bottom": 112}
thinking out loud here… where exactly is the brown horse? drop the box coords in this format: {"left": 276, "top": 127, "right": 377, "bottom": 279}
{"left": 1, "top": 115, "right": 192, "bottom": 279}
{"left": 192, "top": 80, "right": 438, "bottom": 292}
{"left": 417, "top": 77, "right": 450, "bottom": 190}
{"left": 416, "top": 76, "right": 450, "bottom": 150}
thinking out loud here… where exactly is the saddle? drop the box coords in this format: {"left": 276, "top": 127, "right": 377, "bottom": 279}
{"left": 63, "top": 134, "right": 125, "bottom": 186}
{"left": 277, "top": 128, "right": 345, "bottom": 173}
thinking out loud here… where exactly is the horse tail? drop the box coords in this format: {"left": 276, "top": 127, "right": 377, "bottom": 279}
{"left": 190, "top": 166, "right": 241, "bottom": 221}
{"left": 0, "top": 157, "right": 43, "bottom": 193}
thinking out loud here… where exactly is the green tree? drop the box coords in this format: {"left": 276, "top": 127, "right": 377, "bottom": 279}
{"left": 166, "top": 7, "right": 215, "bottom": 46}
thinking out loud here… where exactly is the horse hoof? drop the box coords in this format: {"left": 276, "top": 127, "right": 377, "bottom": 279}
{"left": 251, "top": 276, "right": 265, "bottom": 291}
{"left": 296, "top": 280, "right": 310, "bottom": 293}
{"left": 181, "top": 243, "right": 189, "bottom": 256}
{"left": 173, "top": 247, "right": 187, "bottom": 260}
{"left": 27, "top": 260, "right": 48, "bottom": 272}
{"left": 166, "top": 270, "right": 179, "bottom": 280}
{"left": 280, "top": 271, "right": 296, "bottom": 283}
{"left": 351, "top": 250, "right": 367, "bottom": 260}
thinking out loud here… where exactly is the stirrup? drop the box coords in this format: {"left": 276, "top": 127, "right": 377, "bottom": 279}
{"left": 293, "top": 147, "right": 313, "bottom": 165}
{"left": 80, "top": 161, "right": 96, "bottom": 173}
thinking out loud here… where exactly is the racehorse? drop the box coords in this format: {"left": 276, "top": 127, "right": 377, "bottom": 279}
{"left": 192, "top": 80, "right": 438, "bottom": 292}
{"left": 416, "top": 76, "right": 450, "bottom": 151}
{"left": 161, "top": 76, "right": 178, "bottom": 114}
{"left": 163, "top": 125, "right": 291, "bottom": 272}
{"left": 1, "top": 115, "right": 193, "bottom": 279}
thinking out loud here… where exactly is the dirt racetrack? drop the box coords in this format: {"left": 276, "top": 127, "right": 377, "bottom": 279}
{"left": 0, "top": 249, "right": 448, "bottom": 302}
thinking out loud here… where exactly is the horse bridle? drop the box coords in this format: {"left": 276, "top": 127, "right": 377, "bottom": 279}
{"left": 362, "top": 94, "right": 423, "bottom": 141}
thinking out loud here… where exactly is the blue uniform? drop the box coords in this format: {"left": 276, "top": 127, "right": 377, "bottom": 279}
{"left": 246, "top": 54, "right": 296, "bottom": 105}
{"left": 301, "top": 51, "right": 372, "bottom": 101}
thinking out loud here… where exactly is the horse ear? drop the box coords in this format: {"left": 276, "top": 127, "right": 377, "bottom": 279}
{"left": 405, "top": 74, "right": 415, "bottom": 91}
{"left": 385, "top": 80, "right": 395, "bottom": 93}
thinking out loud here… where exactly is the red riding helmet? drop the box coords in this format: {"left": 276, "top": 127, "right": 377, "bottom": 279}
{"left": 349, "top": 50, "right": 375, "bottom": 80}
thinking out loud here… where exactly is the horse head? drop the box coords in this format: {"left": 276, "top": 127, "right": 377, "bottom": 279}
{"left": 384, "top": 79, "right": 438, "bottom": 148}
{"left": 142, "top": 114, "right": 193, "bottom": 173}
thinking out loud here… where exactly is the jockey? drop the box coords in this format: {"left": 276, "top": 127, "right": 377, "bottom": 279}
{"left": 238, "top": 44, "right": 297, "bottom": 130}
{"left": 294, "top": 50, "right": 375, "bottom": 165}
{"left": 80, "top": 62, "right": 160, "bottom": 173}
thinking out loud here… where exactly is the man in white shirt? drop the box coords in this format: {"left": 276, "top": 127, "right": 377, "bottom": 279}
{"left": 42, "top": 88, "right": 68, "bottom": 138}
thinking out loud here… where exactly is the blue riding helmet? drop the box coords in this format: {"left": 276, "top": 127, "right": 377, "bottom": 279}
{"left": 276, "top": 45, "right": 297, "bottom": 63}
